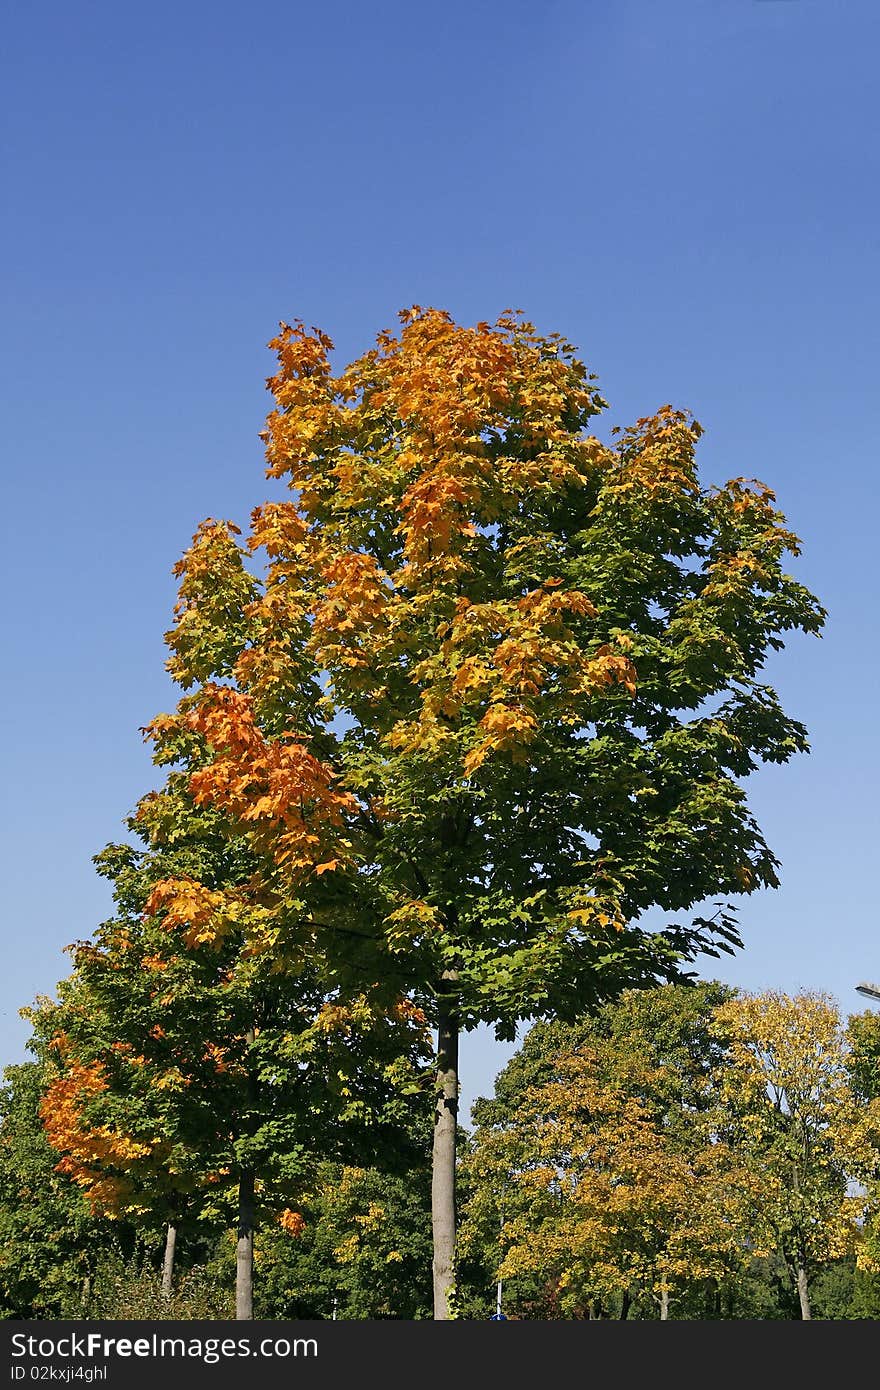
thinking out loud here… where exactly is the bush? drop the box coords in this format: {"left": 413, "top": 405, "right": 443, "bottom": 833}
{"left": 89, "top": 1251, "right": 232, "bottom": 1319}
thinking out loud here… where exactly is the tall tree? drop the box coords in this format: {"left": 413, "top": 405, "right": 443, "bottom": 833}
{"left": 147, "top": 307, "right": 824, "bottom": 1315}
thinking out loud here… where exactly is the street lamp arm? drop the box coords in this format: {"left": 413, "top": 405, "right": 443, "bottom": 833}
{"left": 855, "top": 981, "right": 880, "bottom": 1001}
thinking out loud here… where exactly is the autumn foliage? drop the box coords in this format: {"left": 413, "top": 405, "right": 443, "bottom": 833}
{"left": 142, "top": 307, "right": 823, "bottom": 1039}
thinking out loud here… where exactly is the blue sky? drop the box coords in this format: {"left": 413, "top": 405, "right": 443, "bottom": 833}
{"left": 2, "top": 0, "right": 878, "bottom": 1121}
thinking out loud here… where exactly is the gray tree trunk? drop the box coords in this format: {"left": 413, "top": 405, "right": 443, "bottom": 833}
{"left": 236, "top": 1026, "right": 257, "bottom": 1321}
{"left": 789, "top": 1161, "right": 811, "bottom": 1320}
{"left": 659, "top": 1280, "right": 670, "bottom": 1320}
{"left": 236, "top": 1168, "right": 255, "bottom": 1320}
{"left": 431, "top": 1004, "right": 459, "bottom": 1320}
{"left": 161, "top": 1222, "right": 177, "bottom": 1299}
{"left": 796, "top": 1264, "right": 811, "bottom": 1320}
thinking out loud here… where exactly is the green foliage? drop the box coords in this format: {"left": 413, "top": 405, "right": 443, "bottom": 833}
{"left": 846, "top": 1010, "right": 880, "bottom": 1103}
{"left": 471, "top": 979, "right": 734, "bottom": 1134}
{"left": 809, "top": 1259, "right": 880, "bottom": 1320}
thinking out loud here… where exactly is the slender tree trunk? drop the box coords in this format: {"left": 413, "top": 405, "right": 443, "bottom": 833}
{"left": 795, "top": 1264, "right": 811, "bottom": 1320}
{"left": 161, "top": 1222, "right": 177, "bottom": 1300}
{"left": 659, "top": 1279, "right": 670, "bottom": 1320}
{"left": 619, "top": 1289, "right": 631, "bottom": 1320}
{"left": 80, "top": 1274, "right": 91, "bottom": 1315}
{"left": 236, "top": 1026, "right": 257, "bottom": 1321}
{"left": 788, "top": 1159, "right": 811, "bottom": 1320}
{"left": 431, "top": 1001, "right": 459, "bottom": 1320}
{"left": 236, "top": 1167, "right": 255, "bottom": 1320}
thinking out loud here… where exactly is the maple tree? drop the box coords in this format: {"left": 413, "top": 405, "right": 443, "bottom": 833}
{"left": 710, "top": 990, "right": 880, "bottom": 1319}
{"left": 144, "top": 306, "right": 824, "bottom": 1316}
{"left": 0, "top": 1057, "right": 128, "bottom": 1318}
{"left": 30, "top": 785, "right": 430, "bottom": 1320}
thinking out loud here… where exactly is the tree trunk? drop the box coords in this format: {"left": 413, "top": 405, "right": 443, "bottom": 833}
{"left": 431, "top": 1001, "right": 459, "bottom": 1320}
{"left": 161, "top": 1222, "right": 177, "bottom": 1299}
{"left": 619, "top": 1289, "right": 631, "bottom": 1320}
{"left": 236, "top": 1167, "right": 255, "bottom": 1320}
{"left": 659, "top": 1279, "right": 670, "bottom": 1320}
{"left": 795, "top": 1263, "right": 811, "bottom": 1320}
{"left": 236, "top": 1026, "right": 257, "bottom": 1321}
{"left": 788, "top": 1159, "right": 811, "bottom": 1320}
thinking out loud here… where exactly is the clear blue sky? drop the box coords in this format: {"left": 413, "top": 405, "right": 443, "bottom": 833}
{"left": 2, "top": 0, "right": 878, "bottom": 1121}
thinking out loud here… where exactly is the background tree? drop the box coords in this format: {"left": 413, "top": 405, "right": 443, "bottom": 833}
{"left": 460, "top": 983, "right": 755, "bottom": 1318}
{"left": 807, "top": 1258, "right": 880, "bottom": 1320}
{"left": 710, "top": 990, "right": 880, "bottom": 1319}
{"left": 142, "top": 306, "right": 824, "bottom": 1316}
{"left": 471, "top": 981, "right": 734, "bottom": 1137}
{"left": 845, "top": 1008, "right": 880, "bottom": 1276}
{"left": 254, "top": 1161, "right": 433, "bottom": 1319}
{"left": 846, "top": 1009, "right": 880, "bottom": 1104}
{"left": 470, "top": 1053, "right": 761, "bottom": 1318}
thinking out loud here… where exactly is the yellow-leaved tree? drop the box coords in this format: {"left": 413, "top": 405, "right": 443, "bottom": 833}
{"left": 711, "top": 990, "right": 880, "bottom": 1319}
{"left": 462, "top": 1038, "right": 761, "bottom": 1318}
